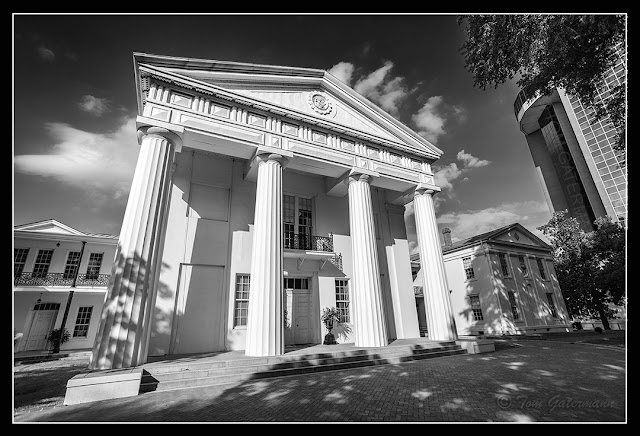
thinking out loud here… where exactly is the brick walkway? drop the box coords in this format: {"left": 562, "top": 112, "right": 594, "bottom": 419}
{"left": 13, "top": 337, "right": 625, "bottom": 423}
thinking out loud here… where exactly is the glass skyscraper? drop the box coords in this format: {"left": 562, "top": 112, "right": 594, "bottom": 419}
{"left": 514, "top": 45, "right": 627, "bottom": 231}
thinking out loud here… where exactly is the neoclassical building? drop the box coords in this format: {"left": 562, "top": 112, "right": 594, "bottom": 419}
{"left": 90, "top": 53, "right": 457, "bottom": 370}
{"left": 413, "top": 223, "right": 572, "bottom": 337}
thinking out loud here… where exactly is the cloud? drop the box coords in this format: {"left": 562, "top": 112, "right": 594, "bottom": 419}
{"left": 14, "top": 117, "right": 140, "bottom": 206}
{"left": 436, "top": 201, "right": 551, "bottom": 243}
{"left": 78, "top": 95, "right": 111, "bottom": 116}
{"left": 433, "top": 162, "right": 463, "bottom": 191}
{"left": 37, "top": 45, "right": 55, "bottom": 62}
{"left": 453, "top": 105, "right": 468, "bottom": 123}
{"left": 433, "top": 149, "right": 491, "bottom": 193}
{"left": 328, "top": 62, "right": 355, "bottom": 86}
{"left": 412, "top": 96, "right": 446, "bottom": 142}
{"left": 353, "top": 61, "right": 409, "bottom": 115}
{"left": 456, "top": 150, "right": 491, "bottom": 168}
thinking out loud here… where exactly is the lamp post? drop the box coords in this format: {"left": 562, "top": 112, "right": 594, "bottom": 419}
{"left": 53, "top": 240, "right": 86, "bottom": 354}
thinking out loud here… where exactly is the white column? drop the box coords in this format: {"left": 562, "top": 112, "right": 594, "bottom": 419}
{"left": 348, "top": 172, "right": 388, "bottom": 347}
{"left": 245, "top": 152, "right": 288, "bottom": 356}
{"left": 90, "top": 127, "right": 179, "bottom": 369}
{"left": 413, "top": 188, "right": 457, "bottom": 341}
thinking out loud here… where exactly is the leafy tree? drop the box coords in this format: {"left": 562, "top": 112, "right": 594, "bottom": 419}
{"left": 458, "top": 15, "right": 626, "bottom": 154}
{"left": 538, "top": 211, "right": 626, "bottom": 329}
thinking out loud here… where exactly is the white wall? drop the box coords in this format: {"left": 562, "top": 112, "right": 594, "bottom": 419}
{"left": 148, "top": 148, "right": 418, "bottom": 355}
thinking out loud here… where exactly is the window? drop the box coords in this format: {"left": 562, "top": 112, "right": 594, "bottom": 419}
{"left": 469, "top": 295, "right": 483, "bottom": 321}
{"left": 498, "top": 253, "right": 510, "bottom": 276}
{"left": 72, "top": 306, "right": 93, "bottom": 338}
{"left": 34, "top": 302, "right": 60, "bottom": 311}
{"left": 518, "top": 255, "right": 529, "bottom": 278}
{"left": 536, "top": 258, "right": 547, "bottom": 280}
{"left": 546, "top": 293, "right": 558, "bottom": 318}
{"left": 63, "top": 251, "right": 82, "bottom": 279}
{"left": 14, "top": 248, "right": 29, "bottom": 276}
{"left": 462, "top": 257, "right": 475, "bottom": 280}
{"left": 508, "top": 291, "right": 520, "bottom": 320}
{"left": 283, "top": 195, "right": 313, "bottom": 250}
{"left": 32, "top": 249, "right": 54, "bottom": 278}
{"left": 234, "top": 274, "right": 250, "bottom": 327}
{"left": 86, "top": 253, "right": 104, "bottom": 279}
{"left": 335, "top": 279, "right": 350, "bottom": 323}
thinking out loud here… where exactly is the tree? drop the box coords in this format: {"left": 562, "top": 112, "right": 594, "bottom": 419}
{"left": 458, "top": 15, "right": 626, "bottom": 155}
{"left": 537, "top": 211, "right": 626, "bottom": 329}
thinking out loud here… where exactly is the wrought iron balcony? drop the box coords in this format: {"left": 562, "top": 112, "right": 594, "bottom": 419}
{"left": 284, "top": 233, "right": 334, "bottom": 252}
{"left": 328, "top": 253, "right": 343, "bottom": 271}
{"left": 14, "top": 272, "right": 110, "bottom": 288}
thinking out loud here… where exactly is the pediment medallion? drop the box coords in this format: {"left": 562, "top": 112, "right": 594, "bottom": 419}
{"left": 307, "top": 91, "right": 333, "bottom": 116}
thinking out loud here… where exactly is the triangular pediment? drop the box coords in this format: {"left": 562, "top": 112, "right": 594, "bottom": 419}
{"left": 487, "top": 223, "right": 550, "bottom": 249}
{"left": 134, "top": 53, "right": 442, "bottom": 160}
{"left": 14, "top": 219, "right": 85, "bottom": 236}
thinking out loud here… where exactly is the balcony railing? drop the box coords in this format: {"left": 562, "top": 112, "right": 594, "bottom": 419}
{"left": 284, "top": 233, "right": 334, "bottom": 252}
{"left": 328, "top": 253, "right": 343, "bottom": 271}
{"left": 14, "top": 272, "right": 110, "bottom": 288}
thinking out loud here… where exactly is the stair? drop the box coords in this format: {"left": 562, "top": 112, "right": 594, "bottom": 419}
{"left": 139, "top": 341, "right": 466, "bottom": 394}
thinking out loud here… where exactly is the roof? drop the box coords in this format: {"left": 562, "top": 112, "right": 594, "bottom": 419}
{"left": 14, "top": 219, "right": 119, "bottom": 240}
{"left": 410, "top": 222, "right": 551, "bottom": 263}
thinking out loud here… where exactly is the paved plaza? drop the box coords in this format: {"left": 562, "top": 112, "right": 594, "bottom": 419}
{"left": 13, "top": 335, "right": 626, "bottom": 423}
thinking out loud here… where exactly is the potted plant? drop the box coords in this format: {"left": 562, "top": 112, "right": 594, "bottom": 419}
{"left": 321, "top": 307, "right": 341, "bottom": 345}
{"left": 46, "top": 327, "right": 70, "bottom": 353}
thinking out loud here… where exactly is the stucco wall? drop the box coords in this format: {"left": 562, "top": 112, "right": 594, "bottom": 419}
{"left": 148, "top": 148, "right": 417, "bottom": 356}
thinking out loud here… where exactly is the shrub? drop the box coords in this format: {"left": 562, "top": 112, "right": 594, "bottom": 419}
{"left": 46, "top": 328, "right": 71, "bottom": 346}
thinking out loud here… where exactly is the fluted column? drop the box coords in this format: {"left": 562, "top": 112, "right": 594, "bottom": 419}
{"left": 245, "top": 152, "right": 289, "bottom": 357}
{"left": 414, "top": 188, "right": 457, "bottom": 341}
{"left": 90, "top": 127, "right": 179, "bottom": 369}
{"left": 348, "top": 172, "right": 388, "bottom": 347}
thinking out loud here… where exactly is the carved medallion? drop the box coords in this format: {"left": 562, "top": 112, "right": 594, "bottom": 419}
{"left": 308, "top": 91, "right": 333, "bottom": 115}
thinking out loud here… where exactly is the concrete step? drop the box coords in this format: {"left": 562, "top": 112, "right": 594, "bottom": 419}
{"left": 139, "top": 344, "right": 466, "bottom": 394}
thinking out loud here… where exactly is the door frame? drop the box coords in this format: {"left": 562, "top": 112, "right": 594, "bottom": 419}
{"left": 283, "top": 275, "right": 313, "bottom": 346}
{"left": 23, "top": 304, "right": 60, "bottom": 351}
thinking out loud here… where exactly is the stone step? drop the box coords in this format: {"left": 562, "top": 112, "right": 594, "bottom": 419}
{"left": 139, "top": 345, "right": 466, "bottom": 394}
{"left": 143, "top": 342, "right": 458, "bottom": 375}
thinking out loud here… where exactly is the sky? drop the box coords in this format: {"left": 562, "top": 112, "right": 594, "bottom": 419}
{"left": 13, "top": 14, "right": 554, "bottom": 248}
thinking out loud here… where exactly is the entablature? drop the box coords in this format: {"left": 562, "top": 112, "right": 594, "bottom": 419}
{"left": 138, "top": 75, "right": 439, "bottom": 197}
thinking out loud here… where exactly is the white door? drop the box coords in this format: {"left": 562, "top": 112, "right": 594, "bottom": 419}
{"left": 284, "top": 277, "right": 312, "bottom": 345}
{"left": 171, "top": 264, "right": 225, "bottom": 355}
{"left": 293, "top": 292, "right": 312, "bottom": 344}
{"left": 25, "top": 310, "right": 58, "bottom": 351}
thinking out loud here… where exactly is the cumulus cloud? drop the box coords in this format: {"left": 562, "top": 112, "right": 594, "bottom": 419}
{"left": 432, "top": 149, "right": 491, "bottom": 194}
{"left": 14, "top": 117, "right": 140, "bottom": 205}
{"left": 78, "top": 95, "right": 111, "bottom": 116}
{"left": 328, "top": 62, "right": 355, "bottom": 86}
{"left": 37, "top": 45, "right": 55, "bottom": 62}
{"left": 456, "top": 150, "right": 491, "bottom": 168}
{"left": 433, "top": 162, "right": 463, "bottom": 191}
{"left": 436, "top": 201, "right": 551, "bottom": 243}
{"left": 412, "top": 96, "right": 446, "bottom": 142}
{"left": 353, "top": 61, "right": 409, "bottom": 116}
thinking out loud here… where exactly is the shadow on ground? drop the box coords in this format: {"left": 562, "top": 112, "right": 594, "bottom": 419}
{"left": 13, "top": 330, "right": 626, "bottom": 422}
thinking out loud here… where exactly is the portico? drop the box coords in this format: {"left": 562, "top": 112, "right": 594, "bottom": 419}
{"left": 89, "top": 53, "right": 457, "bottom": 370}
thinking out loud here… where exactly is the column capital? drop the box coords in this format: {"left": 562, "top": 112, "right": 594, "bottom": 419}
{"left": 414, "top": 183, "right": 441, "bottom": 197}
{"left": 255, "top": 151, "right": 290, "bottom": 168}
{"left": 137, "top": 126, "right": 183, "bottom": 150}
{"left": 347, "top": 167, "right": 379, "bottom": 185}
